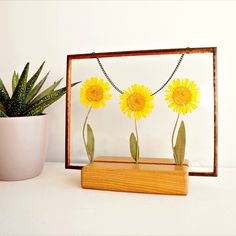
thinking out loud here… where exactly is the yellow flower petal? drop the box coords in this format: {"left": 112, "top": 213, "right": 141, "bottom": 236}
{"left": 165, "top": 78, "right": 200, "bottom": 115}
{"left": 119, "top": 84, "right": 154, "bottom": 120}
{"left": 80, "top": 77, "right": 111, "bottom": 108}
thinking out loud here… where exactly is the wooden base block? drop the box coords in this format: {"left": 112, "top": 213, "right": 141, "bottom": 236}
{"left": 81, "top": 156, "right": 189, "bottom": 195}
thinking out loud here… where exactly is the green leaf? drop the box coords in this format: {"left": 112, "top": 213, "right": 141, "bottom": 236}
{"left": 26, "top": 61, "right": 45, "bottom": 96}
{"left": 23, "top": 81, "right": 81, "bottom": 116}
{"left": 86, "top": 123, "right": 95, "bottom": 162}
{"left": 0, "top": 78, "right": 10, "bottom": 107}
{"left": 25, "top": 72, "right": 49, "bottom": 103}
{"left": 12, "top": 71, "right": 19, "bottom": 94}
{"left": 0, "top": 110, "right": 7, "bottom": 117}
{"left": 7, "top": 62, "right": 29, "bottom": 116}
{"left": 31, "top": 78, "right": 63, "bottom": 104}
{"left": 130, "top": 132, "right": 137, "bottom": 162}
{"left": 0, "top": 102, "right": 6, "bottom": 113}
{"left": 174, "top": 121, "right": 186, "bottom": 165}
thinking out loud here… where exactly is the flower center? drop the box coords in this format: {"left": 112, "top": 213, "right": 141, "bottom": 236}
{"left": 127, "top": 93, "right": 146, "bottom": 111}
{"left": 172, "top": 86, "right": 192, "bottom": 105}
{"left": 86, "top": 85, "right": 104, "bottom": 102}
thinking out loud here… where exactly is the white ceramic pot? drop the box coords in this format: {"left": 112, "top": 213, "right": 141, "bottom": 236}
{"left": 0, "top": 114, "right": 48, "bottom": 181}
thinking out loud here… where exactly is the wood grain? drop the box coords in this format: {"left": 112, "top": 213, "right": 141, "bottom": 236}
{"left": 95, "top": 156, "right": 189, "bottom": 166}
{"left": 82, "top": 157, "right": 189, "bottom": 195}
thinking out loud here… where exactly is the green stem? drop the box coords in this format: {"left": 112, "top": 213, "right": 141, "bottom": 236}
{"left": 82, "top": 106, "right": 92, "bottom": 163}
{"left": 134, "top": 119, "right": 140, "bottom": 163}
{"left": 171, "top": 113, "right": 180, "bottom": 162}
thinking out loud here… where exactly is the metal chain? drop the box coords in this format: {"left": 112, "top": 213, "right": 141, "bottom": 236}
{"left": 151, "top": 54, "right": 184, "bottom": 96}
{"left": 93, "top": 52, "right": 185, "bottom": 96}
{"left": 95, "top": 55, "right": 124, "bottom": 94}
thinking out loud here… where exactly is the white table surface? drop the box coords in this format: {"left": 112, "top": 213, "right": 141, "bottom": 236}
{"left": 0, "top": 162, "right": 235, "bottom": 236}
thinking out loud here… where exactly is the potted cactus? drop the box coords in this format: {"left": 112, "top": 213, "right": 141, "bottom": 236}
{"left": 0, "top": 62, "right": 80, "bottom": 181}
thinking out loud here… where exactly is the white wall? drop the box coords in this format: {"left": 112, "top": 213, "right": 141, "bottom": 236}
{"left": 0, "top": 1, "right": 233, "bottom": 167}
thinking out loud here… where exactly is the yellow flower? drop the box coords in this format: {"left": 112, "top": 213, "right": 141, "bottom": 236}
{"left": 80, "top": 77, "right": 111, "bottom": 108}
{"left": 120, "top": 84, "right": 154, "bottom": 120}
{"left": 165, "top": 78, "right": 200, "bottom": 115}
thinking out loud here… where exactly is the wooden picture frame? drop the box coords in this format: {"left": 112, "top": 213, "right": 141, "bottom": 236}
{"left": 65, "top": 47, "right": 218, "bottom": 177}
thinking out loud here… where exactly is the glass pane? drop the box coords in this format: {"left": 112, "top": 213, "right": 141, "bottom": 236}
{"left": 69, "top": 53, "right": 214, "bottom": 173}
